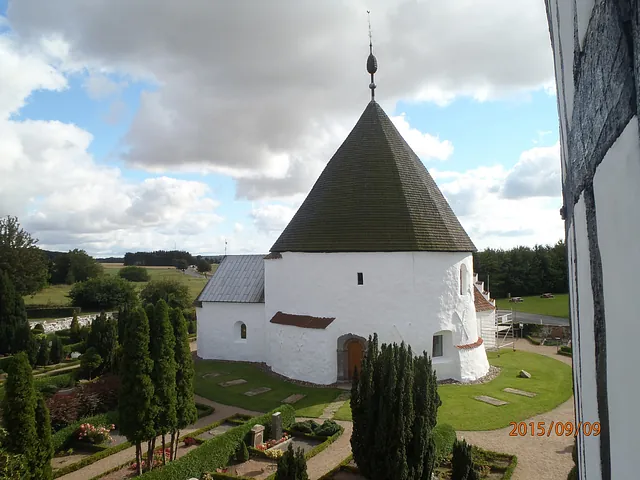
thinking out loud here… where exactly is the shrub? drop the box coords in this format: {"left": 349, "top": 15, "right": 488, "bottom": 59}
{"left": 140, "top": 279, "right": 191, "bottom": 310}
{"left": 36, "top": 335, "right": 50, "bottom": 366}
{"left": 63, "top": 341, "right": 86, "bottom": 356}
{"left": 68, "top": 276, "right": 137, "bottom": 311}
{"left": 80, "top": 347, "right": 102, "bottom": 380}
{"left": 25, "top": 307, "right": 80, "bottom": 320}
{"left": 118, "top": 266, "right": 150, "bottom": 282}
{"left": 49, "top": 335, "right": 64, "bottom": 364}
{"left": 51, "top": 411, "right": 119, "bottom": 453}
{"left": 275, "top": 443, "right": 309, "bottom": 480}
{"left": 235, "top": 440, "right": 249, "bottom": 462}
{"left": 76, "top": 423, "right": 115, "bottom": 445}
{"left": 315, "top": 420, "right": 340, "bottom": 437}
{"left": 32, "top": 323, "right": 45, "bottom": 334}
{"left": 451, "top": 439, "right": 478, "bottom": 480}
{"left": 432, "top": 423, "right": 457, "bottom": 462}
{"left": 290, "top": 420, "right": 319, "bottom": 435}
{"left": 47, "top": 392, "right": 81, "bottom": 430}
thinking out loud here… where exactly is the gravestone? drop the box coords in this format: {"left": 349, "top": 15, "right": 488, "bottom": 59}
{"left": 251, "top": 424, "right": 265, "bottom": 448}
{"left": 272, "top": 412, "right": 282, "bottom": 440}
{"left": 518, "top": 370, "right": 532, "bottom": 378}
{"left": 219, "top": 379, "right": 247, "bottom": 387}
{"left": 474, "top": 395, "right": 508, "bottom": 406}
{"left": 202, "top": 372, "right": 225, "bottom": 378}
{"left": 282, "top": 394, "right": 306, "bottom": 404}
{"left": 503, "top": 387, "right": 537, "bottom": 398}
{"left": 244, "top": 387, "right": 271, "bottom": 396}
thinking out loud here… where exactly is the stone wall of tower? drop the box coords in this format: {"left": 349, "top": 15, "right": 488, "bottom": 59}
{"left": 545, "top": 1, "right": 640, "bottom": 479}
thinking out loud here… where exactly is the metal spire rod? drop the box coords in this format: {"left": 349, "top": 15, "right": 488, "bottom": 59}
{"left": 366, "top": 10, "right": 378, "bottom": 101}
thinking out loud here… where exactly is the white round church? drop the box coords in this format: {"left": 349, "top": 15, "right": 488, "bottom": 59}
{"left": 196, "top": 53, "right": 491, "bottom": 385}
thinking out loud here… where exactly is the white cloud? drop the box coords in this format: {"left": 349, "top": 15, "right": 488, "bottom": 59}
{"left": 83, "top": 73, "right": 126, "bottom": 100}
{"left": 391, "top": 113, "right": 453, "bottom": 161}
{"left": 501, "top": 142, "right": 561, "bottom": 199}
{"left": 5, "top": 0, "right": 554, "bottom": 199}
{"left": 250, "top": 204, "right": 298, "bottom": 235}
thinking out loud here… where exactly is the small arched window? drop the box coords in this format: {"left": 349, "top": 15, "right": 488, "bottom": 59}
{"left": 240, "top": 323, "right": 247, "bottom": 339}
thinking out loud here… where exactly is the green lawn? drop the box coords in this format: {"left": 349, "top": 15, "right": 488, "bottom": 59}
{"left": 495, "top": 293, "right": 569, "bottom": 319}
{"left": 334, "top": 350, "right": 573, "bottom": 431}
{"left": 23, "top": 264, "right": 212, "bottom": 308}
{"left": 194, "top": 359, "right": 344, "bottom": 418}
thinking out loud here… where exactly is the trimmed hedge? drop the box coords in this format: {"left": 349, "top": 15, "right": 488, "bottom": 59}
{"left": 138, "top": 405, "right": 295, "bottom": 479}
{"left": 317, "top": 454, "right": 355, "bottom": 480}
{"left": 27, "top": 307, "right": 81, "bottom": 319}
{"left": 52, "top": 410, "right": 120, "bottom": 453}
{"left": 526, "top": 335, "right": 541, "bottom": 345}
{"left": 195, "top": 402, "right": 215, "bottom": 418}
{"left": 0, "top": 372, "right": 76, "bottom": 402}
{"left": 63, "top": 341, "right": 86, "bottom": 355}
{"left": 432, "top": 423, "right": 457, "bottom": 463}
{"left": 53, "top": 440, "right": 132, "bottom": 478}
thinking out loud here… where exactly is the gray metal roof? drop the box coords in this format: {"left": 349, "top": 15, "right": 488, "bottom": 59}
{"left": 197, "top": 255, "right": 265, "bottom": 303}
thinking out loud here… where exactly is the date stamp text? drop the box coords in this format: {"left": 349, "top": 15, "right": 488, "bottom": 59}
{"left": 509, "top": 421, "right": 601, "bottom": 437}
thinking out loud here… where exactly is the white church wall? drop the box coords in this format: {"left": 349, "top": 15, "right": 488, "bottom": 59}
{"left": 196, "top": 302, "right": 265, "bottom": 363}
{"left": 264, "top": 251, "right": 489, "bottom": 384}
{"left": 593, "top": 117, "right": 640, "bottom": 480}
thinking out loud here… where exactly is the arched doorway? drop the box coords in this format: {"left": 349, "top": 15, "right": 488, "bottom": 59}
{"left": 346, "top": 339, "right": 364, "bottom": 380}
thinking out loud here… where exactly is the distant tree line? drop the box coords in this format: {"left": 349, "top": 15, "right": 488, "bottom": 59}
{"left": 124, "top": 250, "right": 197, "bottom": 267}
{"left": 96, "top": 256, "right": 125, "bottom": 264}
{"left": 473, "top": 240, "right": 568, "bottom": 299}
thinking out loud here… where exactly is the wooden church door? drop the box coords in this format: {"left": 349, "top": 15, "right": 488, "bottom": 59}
{"left": 347, "top": 339, "right": 364, "bottom": 380}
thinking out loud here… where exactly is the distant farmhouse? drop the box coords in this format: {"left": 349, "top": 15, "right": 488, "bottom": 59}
{"left": 195, "top": 50, "right": 494, "bottom": 385}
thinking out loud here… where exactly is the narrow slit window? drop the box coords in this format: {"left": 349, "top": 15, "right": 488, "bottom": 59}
{"left": 357, "top": 272, "right": 364, "bottom": 285}
{"left": 240, "top": 323, "right": 247, "bottom": 339}
{"left": 432, "top": 335, "right": 443, "bottom": 357}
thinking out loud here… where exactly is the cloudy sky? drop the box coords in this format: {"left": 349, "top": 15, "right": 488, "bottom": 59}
{"left": 0, "top": 0, "right": 563, "bottom": 257}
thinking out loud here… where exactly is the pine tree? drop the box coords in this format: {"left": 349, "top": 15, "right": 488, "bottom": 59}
{"left": 69, "top": 312, "right": 80, "bottom": 342}
{"left": 36, "top": 336, "right": 50, "bottom": 367}
{"left": 1, "top": 352, "right": 37, "bottom": 478}
{"left": 0, "top": 270, "right": 28, "bottom": 355}
{"left": 118, "top": 307, "right": 155, "bottom": 475}
{"left": 148, "top": 300, "right": 177, "bottom": 466}
{"left": 33, "top": 395, "right": 53, "bottom": 480}
{"left": 275, "top": 443, "right": 309, "bottom": 480}
{"left": 169, "top": 308, "right": 197, "bottom": 460}
{"left": 49, "top": 335, "right": 63, "bottom": 364}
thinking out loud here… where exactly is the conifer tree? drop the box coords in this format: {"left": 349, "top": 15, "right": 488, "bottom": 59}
{"left": 36, "top": 336, "right": 50, "bottom": 367}
{"left": 148, "top": 300, "right": 177, "bottom": 466}
{"left": 169, "top": 307, "right": 197, "bottom": 460}
{"left": 451, "top": 439, "right": 478, "bottom": 480}
{"left": 87, "top": 312, "right": 118, "bottom": 373}
{"left": 69, "top": 312, "right": 80, "bottom": 342}
{"left": 0, "top": 271, "right": 28, "bottom": 355}
{"left": 350, "top": 333, "right": 441, "bottom": 480}
{"left": 33, "top": 395, "right": 53, "bottom": 480}
{"left": 118, "top": 307, "right": 155, "bottom": 475}
{"left": 275, "top": 443, "right": 309, "bottom": 480}
{"left": 13, "top": 324, "right": 38, "bottom": 366}
{"left": 49, "top": 335, "right": 63, "bottom": 364}
{"left": 1, "top": 352, "right": 37, "bottom": 478}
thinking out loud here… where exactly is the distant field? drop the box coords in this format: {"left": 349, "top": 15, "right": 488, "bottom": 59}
{"left": 23, "top": 264, "right": 214, "bottom": 308}
{"left": 495, "top": 293, "right": 569, "bottom": 319}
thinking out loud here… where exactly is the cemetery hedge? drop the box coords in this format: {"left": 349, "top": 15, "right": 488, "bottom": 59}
{"left": 138, "top": 405, "right": 295, "bottom": 479}
{"left": 432, "top": 423, "right": 457, "bottom": 463}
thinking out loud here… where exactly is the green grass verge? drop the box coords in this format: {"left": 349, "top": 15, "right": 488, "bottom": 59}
{"left": 194, "top": 360, "right": 343, "bottom": 417}
{"left": 333, "top": 350, "right": 573, "bottom": 431}
{"left": 495, "top": 293, "right": 569, "bottom": 319}
{"left": 24, "top": 264, "right": 211, "bottom": 308}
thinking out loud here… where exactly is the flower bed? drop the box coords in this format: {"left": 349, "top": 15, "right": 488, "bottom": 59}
{"left": 77, "top": 423, "right": 115, "bottom": 445}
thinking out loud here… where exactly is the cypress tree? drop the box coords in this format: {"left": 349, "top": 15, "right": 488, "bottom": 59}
{"left": 1, "top": 352, "right": 37, "bottom": 478}
{"left": 0, "top": 270, "right": 28, "bottom": 355}
{"left": 451, "top": 439, "right": 478, "bottom": 480}
{"left": 350, "top": 335, "right": 441, "bottom": 480}
{"left": 275, "top": 443, "right": 309, "bottom": 480}
{"left": 33, "top": 395, "right": 53, "bottom": 480}
{"left": 149, "top": 300, "right": 177, "bottom": 466}
{"left": 87, "top": 312, "right": 118, "bottom": 373}
{"left": 69, "top": 312, "right": 80, "bottom": 342}
{"left": 36, "top": 336, "right": 50, "bottom": 367}
{"left": 49, "top": 335, "right": 63, "bottom": 364}
{"left": 169, "top": 308, "right": 197, "bottom": 460}
{"left": 14, "top": 324, "right": 38, "bottom": 366}
{"left": 118, "top": 307, "right": 155, "bottom": 475}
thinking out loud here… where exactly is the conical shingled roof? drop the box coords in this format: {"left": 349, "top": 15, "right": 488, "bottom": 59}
{"left": 270, "top": 101, "right": 476, "bottom": 253}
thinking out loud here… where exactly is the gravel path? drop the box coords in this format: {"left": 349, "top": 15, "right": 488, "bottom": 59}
{"left": 458, "top": 339, "right": 575, "bottom": 480}
{"left": 295, "top": 418, "right": 353, "bottom": 480}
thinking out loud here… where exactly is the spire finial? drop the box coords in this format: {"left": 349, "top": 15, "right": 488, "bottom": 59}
{"left": 366, "top": 10, "right": 377, "bottom": 101}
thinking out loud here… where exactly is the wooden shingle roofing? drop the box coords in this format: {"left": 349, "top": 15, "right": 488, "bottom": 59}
{"left": 270, "top": 101, "right": 476, "bottom": 253}
{"left": 196, "top": 255, "right": 265, "bottom": 303}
